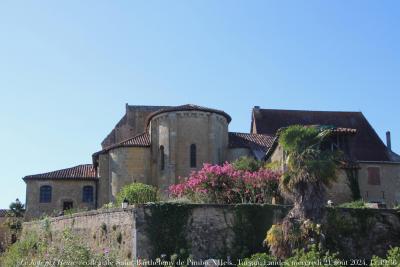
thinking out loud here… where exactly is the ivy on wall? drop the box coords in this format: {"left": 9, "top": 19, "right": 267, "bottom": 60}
{"left": 231, "top": 204, "right": 289, "bottom": 260}
{"left": 345, "top": 168, "right": 361, "bottom": 201}
{"left": 144, "top": 203, "right": 192, "bottom": 260}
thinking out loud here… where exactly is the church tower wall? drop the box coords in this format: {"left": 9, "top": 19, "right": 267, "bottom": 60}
{"left": 108, "top": 147, "right": 151, "bottom": 202}
{"left": 149, "top": 111, "right": 229, "bottom": 194}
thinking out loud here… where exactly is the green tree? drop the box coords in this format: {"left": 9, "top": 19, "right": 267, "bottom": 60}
{"left": 116, "top": 183, "right": 159, "bottom": 205}
{"left": 232, "top": 156, "right": 263, "bottom": 172}
{"left": 266, "top": 125, "right": 341, "bottom": 258}
{"left": 3, "top": 199, "right": 25, "bottom": 244}
{"left": 8, "top": 198, "right": 24, "bottom": 217}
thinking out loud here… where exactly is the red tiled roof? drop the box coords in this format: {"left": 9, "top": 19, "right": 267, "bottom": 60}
{"left": 146, "top": 104, "right": 232, "bottom": 125}
{"left": 93, "top": 132, "right": 151, "bottom": 167}
{"left": 229, "top": 132, "right": 275, "bottom": 152}
{"left": 118, "top": 132, "right": 150, "bottom": 147}
{"left": 252, "top": 108, "right": 393, "bottom": 162}
{"left": 23, "top": 164, "right": 96, "bottom": 181}
{"left": 94, "top": 132, "right": 150, "bottom": 156}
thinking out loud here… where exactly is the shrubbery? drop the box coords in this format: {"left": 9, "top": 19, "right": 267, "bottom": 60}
{"left": 0, "top": 228, "right": 116, "bottom": 266}
{"left": 116, "top": 182, "right": 159, "bottom": 205}
{"left": 284, "top": 245, "right": 341, "bottom": 267}
{"left": 232, "top": 157, "right": 264, "bottom": 172}
{"left": 338, "top": 200, "right": 366, "bottom": 208}
{"left": 0, "top": 231, "right": 46, "bottom": 266}
{"left": 238, "top": 252, "right": 279, "bottom": 267}
{"left": 169, "top": 162, "right": 280, "bottom": 204}
{"left": 371, "top": 247, "right": 400, "bottom": 266}
{"left": 239, "top": 246, "right": 400, "bottom": 267}
{"left": 239, "top": 246, "right": 342, "bottom": 267}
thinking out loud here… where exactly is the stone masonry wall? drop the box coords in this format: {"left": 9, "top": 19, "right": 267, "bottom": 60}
{"left": 22, "top": 204, "right": 400, "bottom": 263}
{"left": 23, "top": 208, "right": 135, "bottom": 260}
{"left": 25, "top": 179, "right": 97, "bottom": 220}
{"left": 0, "top": 216, "right": 12, "bottom": 253}
{"left": 358, "top": 162, "right": 400, "bottom": 207}
{"left": 109, "top": 147, "right": 151, "bottom": 202}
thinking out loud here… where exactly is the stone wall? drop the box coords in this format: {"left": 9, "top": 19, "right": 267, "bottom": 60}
{"left": 0, "top": 216, "right": 12, "bottom": 253}
{"left": 325, "top": 207, "right": 400, "bottom": 260}
{"left": 98, "top": 153, "right": 111, "bottom": 207}
{"left": 21, "top": 204, "right": 400, "bottom": 263}
{"left": 149, "top": 111, "right": 229, "bottom": 193}
{"left": 226, "top": 148, "right": 252, "bottom": 162}
{"left": 101, "top": 105, "right": 169, "bottom": 148}
{"left": 23, "top": 208, "right": 135, "bottom": 260}
{"left": 109, "top": 147, "right": 151, "bottom": 202}
{"left": 24, "top": 179, "right": 97, "bottom": 220}
{"left": 358, "top": 162, "right": 400, "bottom": 207}
{"left": 134, "top": 204, "right": 289, "bottom": 261}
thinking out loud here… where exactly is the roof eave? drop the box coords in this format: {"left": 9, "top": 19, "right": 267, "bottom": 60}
{"left": 23, "top": 177, "right": 98, "bottom": 182}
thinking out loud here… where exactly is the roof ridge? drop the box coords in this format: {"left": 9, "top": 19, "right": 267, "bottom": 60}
{"left": 229, "top": 131, "right": 274, "bottom": 136}
{"left": 254, "top": 107, "right": 363, "bottom": 114}
{"left": 93, "top": 132, "right": 150, "bottom": 161}
{"left": 145, "top": 104, "right": 232, "bottom": 126}
{"left": 31, "top": 163, "right": 93, "bottom": 173}
{"left": 118, "top": 132, "right": 148, "bottom": 145}
{"left": 23, "top": 164, "right": 96, "bottom": 181}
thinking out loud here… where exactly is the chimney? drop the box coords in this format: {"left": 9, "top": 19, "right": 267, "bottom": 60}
{"left": 386, "top": 131, "right": 392, "bottom": 151}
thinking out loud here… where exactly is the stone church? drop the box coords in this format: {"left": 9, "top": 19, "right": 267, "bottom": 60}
{"left": 23, "top": 104, "right": 400, "bottom": 219}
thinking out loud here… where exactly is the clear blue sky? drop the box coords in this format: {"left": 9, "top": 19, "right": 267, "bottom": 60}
{"left": 0, "top": 1, "right": 399, "bottom": 208}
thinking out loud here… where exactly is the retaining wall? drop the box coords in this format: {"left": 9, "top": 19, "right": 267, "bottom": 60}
{"left": 22, "top": 204, "right": 400, "bottom": 262}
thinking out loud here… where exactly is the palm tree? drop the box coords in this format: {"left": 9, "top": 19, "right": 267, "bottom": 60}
{"left": 267, "top": 125, "right": 341, "bottom": 258}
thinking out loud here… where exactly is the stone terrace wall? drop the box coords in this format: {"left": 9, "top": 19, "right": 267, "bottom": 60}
{"left": 22, "top": 204, "right": 289, "bottom": 262}
{"left": 23, "top": 208, "right": 135, "bottom": 260}
{"left": 134, "top": 204, "right": 289, "bottom": 261}
{"left": 325, "top": 207, "right": 400, "bottom": 260}
{"left": 22, "top": 204, "right": 400, "bottom": 262}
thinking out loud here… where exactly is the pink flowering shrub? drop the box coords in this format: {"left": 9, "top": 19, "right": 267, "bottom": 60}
{"left": 169, "top": 162, "right": 280, "bottom": 204}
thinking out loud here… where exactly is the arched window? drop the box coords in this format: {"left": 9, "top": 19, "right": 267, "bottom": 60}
{"left": 160, "top": 145, "right": 165, "bottom": 171}
{"left": 82, "top": 186, "right": 94, "bottom": 203}
{"left": 190, "top": 144, "right": 197, "bottom": 168}
{"left": 39, "top": 185, "right": 52, "bottom": 203}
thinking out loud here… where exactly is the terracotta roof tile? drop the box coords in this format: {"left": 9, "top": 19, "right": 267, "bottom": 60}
{"left": 93, "top": 133, "right": 151, "bottom": 167}
{"left": 118, "top": 132, "right": 150, "bottom": 147}
{"left": 23, "top": 164, "right": 96, "bottom": 181}
{"left": 95, "top": 132, "right": 150, "bottom": 156}
{"left": 229, "top": 132, "right": 275, "bottom": 152}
